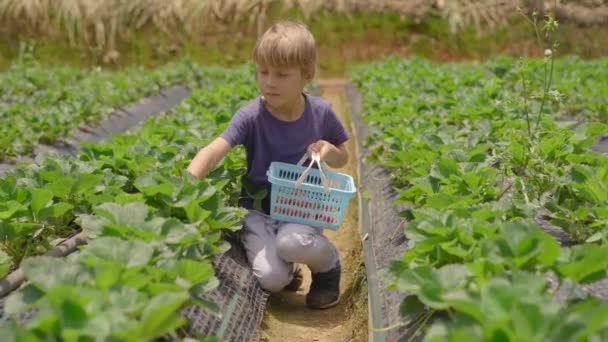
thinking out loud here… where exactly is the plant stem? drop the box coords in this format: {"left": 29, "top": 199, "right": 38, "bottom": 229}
{"left": 522, "top": 75, "right": 532, "bottom": 137}
{"left": 371, "top": 320, "right": 406, "bottom": 332}
{"left": 407, "top": 310, "right": 434, "bottom": 342}
{"left": 533, "top": 47, "right": 556, "bottom": 135}
{"left": 496, "top": 180, "right": 514, "bottom": 201}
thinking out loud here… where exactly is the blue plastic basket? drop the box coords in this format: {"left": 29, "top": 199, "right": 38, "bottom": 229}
{"left": 266, "top": 160, "right": 356, "bottom": 230}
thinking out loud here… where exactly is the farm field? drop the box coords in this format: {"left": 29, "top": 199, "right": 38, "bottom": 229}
{"left": 1, "top": 1, "right": 608, "bottom": 341}
{"left": 1, "top": 54, "right": 606, "bottom": 341}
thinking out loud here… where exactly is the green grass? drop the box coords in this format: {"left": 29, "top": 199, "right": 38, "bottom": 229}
{"left": 1, "top": 12, "right": 607, "bottom": 76}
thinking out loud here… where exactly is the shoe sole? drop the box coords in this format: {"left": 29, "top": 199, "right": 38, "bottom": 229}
{"left": 307, "top": 297, "right": 340, "bottom": 310}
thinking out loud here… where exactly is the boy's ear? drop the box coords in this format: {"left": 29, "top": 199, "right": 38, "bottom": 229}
{"left": 304, "top": 67, "right": 315, "bottom": 83}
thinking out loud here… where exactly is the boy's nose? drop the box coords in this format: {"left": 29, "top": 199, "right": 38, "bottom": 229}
{"left": 266, "top": 78, "right": 277, "bottom": 88}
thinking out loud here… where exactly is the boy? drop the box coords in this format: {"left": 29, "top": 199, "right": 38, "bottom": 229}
{"left": 186, "top": 21, "right": 349, "bottom": 310}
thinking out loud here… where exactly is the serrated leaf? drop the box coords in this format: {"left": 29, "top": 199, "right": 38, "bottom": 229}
{"left": 94, "top": 202, "right": 149, "bottom": 226}
{"left": 22, "top": 256, "right": 90, "bottom": 290}
{"left": 81, "top": 237, "right": 154, "bottom": 268}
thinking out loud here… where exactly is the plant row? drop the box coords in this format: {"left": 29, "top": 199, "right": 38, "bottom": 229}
{"left": 0, "top": 58, "right": 209, "bottom": 160}
{"left": 353, "top": 56, "right": 608, "bottom": 341}
{"left": 0, "top": 64, "right": 257, "bottom": 340}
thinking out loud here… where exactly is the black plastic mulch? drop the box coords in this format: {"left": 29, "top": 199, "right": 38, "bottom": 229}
{"left": 0, "top": 85, "right": 191, "bottom": 176}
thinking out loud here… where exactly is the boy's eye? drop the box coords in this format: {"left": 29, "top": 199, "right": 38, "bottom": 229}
{"left": 279, "top": 73, "right": 288, "bottom": 77}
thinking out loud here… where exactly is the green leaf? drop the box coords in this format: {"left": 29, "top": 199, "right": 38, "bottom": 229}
{"left": 0, "top": 201, "right": 27, "bottom": 220}
{"left": 0, "top": 221, "right": 38, "bottom": 240}
{"left": 556, "top": 245, "right": 608, "bottom": 283}
{"left": 174, "top": 260, "right": 214, "bottom": 285}
{"left": 5, "top": 284, "right": 45, "bottom": 316}
{"left": 438, "top": 158, "right": 460, "bottom": 178}
{"left": 93, "top": 263, "right": 122, "bottom": 290}
{"left": 137, "top": 292, "right": 189, "bottom": 339}
{"left": 514, "top": 236, "right": 542, "bottom": 267}
{"left": 571, "top": 165, "right": 593, "bottom": 183}
{"left": 427, "top": 193, "right": 455, "bottom": 209}
{"left": 59, "top": 297, "right": 88, "bottom": 330}
{"left": 184, "top": 200, "right": 211, "bottom": 223}
{"left": 94, "top": 202, "right": 149, "bottom": 226}
{"left": 399, "top": 295, "right": 426, "bottom": 323}
{"left": 114, "top": 192, "right": 146, "bottom": 204}
{"left": 22, "top": 256, "right": 90, "bottom": 290}
{"left": 585, "top": 232, "right": 603, "bottom": 243}
{"left": 134, "top": 173, "right": 174, "bottom": 197}
{"left": 0, "top": 252, "right": 9, "bottom": 279}
{"left": 440, "top": 239, "right": 470, "bottom": 259}
{"left": 39, "top": 203, "right": 74, "bottom": 221}
{"left": 74, "top": 173, "right": 103, "bottom": 195}
{"left": 586, "top": 122, "right": 608, "bottom": 138}
{"left": 445, "top": 290, "right": 484, "bottom": 323}
{"left": 30, "top": 188, "right": 53, "bottom": 217}
{"left": 536, "top": 230, "right": 560, "bottom": 266}
{"left": 81, "top": 237, "right": 154, "bottom": 268}
{"left": 48, "top": 176, "right": 76, "bottom": 199}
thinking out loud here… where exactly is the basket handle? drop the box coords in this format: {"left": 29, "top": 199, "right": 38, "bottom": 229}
{"left": 295, "top": 152, "right": 331, "bottom": 193}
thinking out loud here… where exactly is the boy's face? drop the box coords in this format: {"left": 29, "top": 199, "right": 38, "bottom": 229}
{"left": 256, "top": 64, "right": 313, "bottom": 109}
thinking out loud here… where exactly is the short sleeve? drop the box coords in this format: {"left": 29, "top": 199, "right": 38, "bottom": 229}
{"left": 220, "top": 110, "right": 250, "bottom": 147}
{"left": 324, "top": 106, "right": 350, "bottom": 146}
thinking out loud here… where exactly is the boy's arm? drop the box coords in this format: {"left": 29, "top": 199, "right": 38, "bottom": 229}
{"left": 186, "top": 137, "right": 233, "bottom": 179}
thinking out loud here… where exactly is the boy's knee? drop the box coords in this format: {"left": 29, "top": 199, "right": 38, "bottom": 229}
{"left": 255, "top": 268, "right": 291, "bottom": 293}
{"left": 276, "top": 228, "right": 316, "bottom": 262}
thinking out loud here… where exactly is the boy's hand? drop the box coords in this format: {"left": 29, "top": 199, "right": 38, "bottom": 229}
{"left": 307, "top": 140, "right": 348, "bottom": 168}
{"left": 308, "top": 140, "right": 333, "bottom": 161}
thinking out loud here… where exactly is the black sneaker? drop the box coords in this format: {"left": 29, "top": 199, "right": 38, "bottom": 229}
{"left": 306, "top": 262, "right": 341, "bottom": 309}
{"left": 284, "top": 265, "right": 303, "bottom": 292}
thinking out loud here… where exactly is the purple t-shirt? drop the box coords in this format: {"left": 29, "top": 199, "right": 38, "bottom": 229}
{"left": 220, "top": 93, "right": 349, "bottom": 212}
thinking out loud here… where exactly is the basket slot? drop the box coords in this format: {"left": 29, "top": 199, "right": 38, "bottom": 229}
{"left": 274, "top": 194, "right": 341, "bottom": 215}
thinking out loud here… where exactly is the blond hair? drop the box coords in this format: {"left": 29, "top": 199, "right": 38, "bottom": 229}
{"left": 253, "top": 21, "right": 317, "bottom": 73}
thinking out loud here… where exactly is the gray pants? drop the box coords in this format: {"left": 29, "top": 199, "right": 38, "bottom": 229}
{"left": 241, "top": 210, "right": 340, "bottom": 293}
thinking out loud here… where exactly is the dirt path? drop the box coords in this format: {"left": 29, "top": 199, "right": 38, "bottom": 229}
{"left": 258, "top": 80, "right": 367, "bottom": 342}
